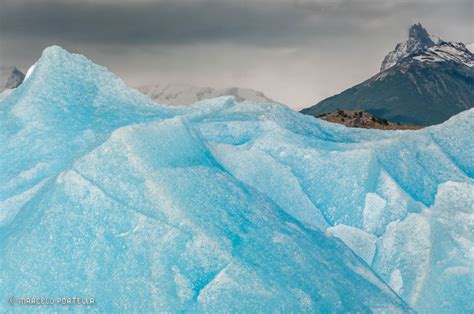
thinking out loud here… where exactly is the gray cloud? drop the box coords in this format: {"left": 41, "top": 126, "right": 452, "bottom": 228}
{"left": 3, "top": 0, "right": 470, "bottom": 45}
{"left": 0, "top": 1, "right": 313, "bottom": 45}
{"left": 0, "top": 0, "right": 472, "bottom": 108}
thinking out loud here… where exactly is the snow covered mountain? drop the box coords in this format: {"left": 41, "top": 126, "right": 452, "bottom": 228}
{"left": 139, "top": 83, "right": 275, "bottom": 106}
{"left": 380, "top": 23, "right": 438, "bottom": 71}
{"left": 380, "top": 23, "right": 473, "bottom": 71}
{"left": 411, "top": 41, "right": 473, "bottom": 67}
{"left": 302, "top": 24, "right": 474, "bottom": 125}
{"left": 1, "top": 46, "right": 473, "bottom": 312}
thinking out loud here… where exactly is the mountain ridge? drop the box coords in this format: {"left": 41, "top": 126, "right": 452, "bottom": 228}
{"left": 302, "top": 24, "right": 474, "bottom": 125}
{"left": 138, "top": 83, "right": 275, "bottom": 106}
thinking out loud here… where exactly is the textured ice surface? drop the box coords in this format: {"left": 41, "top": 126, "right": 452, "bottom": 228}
{"left": 1, "top": 46, "right": 473, "bottom": 312}
{"left": 373, "top": 181, "right": 474, "bottom": 312}
{"left": 202, "top": 106, "right": 474, "bottom": 312}
{"left": 327, "top": 224, "right": 377, "bottom": 264}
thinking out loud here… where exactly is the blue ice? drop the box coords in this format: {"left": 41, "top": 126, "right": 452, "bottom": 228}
{"left": 1, "top": 46, "right": 472, "bottom": 312}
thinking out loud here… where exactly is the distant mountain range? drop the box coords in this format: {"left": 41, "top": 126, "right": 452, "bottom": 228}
{"left": 302, "top": 24, "right": 474, "bottom": 126}
{"left": 138, "top": 84, "right": 275, "bottom": 105}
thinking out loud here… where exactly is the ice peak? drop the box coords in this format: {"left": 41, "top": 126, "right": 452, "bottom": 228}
{"left": 17, "top": 46, "right": 70, "bottom": 85}
{"left": 37, "top": 45, "right": 95, "bottom": 72}
{"left": 24, "top": 45, "right": 125, "bottom": 95}
{"left": 42, "top": 44, "right": 67, "bottom": 56}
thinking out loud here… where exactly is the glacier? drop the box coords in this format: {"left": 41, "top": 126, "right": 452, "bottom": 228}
{"left": 1, "top": 46, "right": 473, "bottom": 312}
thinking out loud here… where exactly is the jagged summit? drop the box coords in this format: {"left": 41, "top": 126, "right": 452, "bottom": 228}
{"left": 408, "top": 23, "right": 434, "bottom": 46}
{"left": 380, "top": 23, "right": 473, "bottom": 71}
{"left": 4, "top": 66, "right": 25, "bottom": 89}
{"left": 380, "top": 23, "right": 436, "bottom": 71}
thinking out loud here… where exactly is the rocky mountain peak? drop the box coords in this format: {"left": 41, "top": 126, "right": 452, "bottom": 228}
{"left": 380, "top": 23, "right": 436, "bottom": 71}
{"left": 408, "top": 23, "right": 433, "bottom": 45}
{"left": 5, "top": 66, "right": 25, "bottom": 89}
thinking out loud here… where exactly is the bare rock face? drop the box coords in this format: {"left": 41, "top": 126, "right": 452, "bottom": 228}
{"left": 5, "top": 67, "right": 25, "bottom": 89}
{"left": 317, "top": 110, "right": 422, "bottom": 130}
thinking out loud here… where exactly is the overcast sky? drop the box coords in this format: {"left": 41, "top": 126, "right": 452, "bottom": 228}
{"left": 0, "top": 0, "right": 472, "bottom": 109}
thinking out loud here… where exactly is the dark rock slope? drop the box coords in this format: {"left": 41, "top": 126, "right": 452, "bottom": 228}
{"left": 317, "top": 109, "right": 422, "bottom": 130}
{"left": 5, "top": 67, "right": 25, "bottom": 89}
